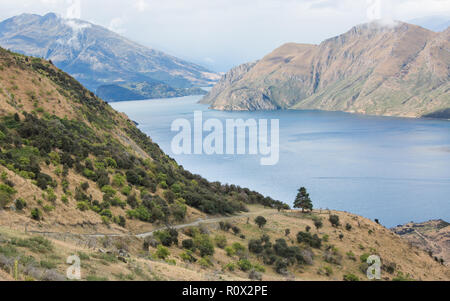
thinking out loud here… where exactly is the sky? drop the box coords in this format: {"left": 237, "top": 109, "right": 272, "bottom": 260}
{"left": 0, "top": 0, "right": 449, "bottom": 72}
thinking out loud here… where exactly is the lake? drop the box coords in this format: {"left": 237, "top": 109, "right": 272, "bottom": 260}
{"left": 111, "top": 96, "right": 450, "bottom": 227}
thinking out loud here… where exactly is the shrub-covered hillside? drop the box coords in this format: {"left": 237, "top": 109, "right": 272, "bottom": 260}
{"left": 0, "top": 47, "right": 287, "bottom": 233}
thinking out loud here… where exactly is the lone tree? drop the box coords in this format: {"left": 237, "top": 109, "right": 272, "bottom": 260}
{"left": 255, "top": 216, "right": 267, "bottom": 229}
{"left": 294, "top": 187, "right": 313, "bottom": 212}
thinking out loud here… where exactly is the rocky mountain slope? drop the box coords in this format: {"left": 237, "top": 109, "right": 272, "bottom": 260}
{"left": 0, "top": 13, "right": 219, "bottom": 100}
{"left": 202, "top": 21, "right": 450, "bottom": 118}
{"left": 392, "top": 220, "right": 450, "bottom": 266}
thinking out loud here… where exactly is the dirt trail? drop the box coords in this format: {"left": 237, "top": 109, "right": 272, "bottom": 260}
{"left": 27, "top": 208, "right": 277, "bottom": 239}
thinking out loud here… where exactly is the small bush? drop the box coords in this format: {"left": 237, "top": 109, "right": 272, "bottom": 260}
{"left": 329, "top": 215, "right": 340, "bottom": 227}
{"left": 182, "top": 239, "right": 195, "bottom": 251}
{"left": 343, "top": 273, "right": 359, "bottom": 281}
{"left": 214, "top": 235, "right": 227, "bottom": 249}
{"left": 30, "top": 208, "right": 42, "bottom": 221}
{"left": 198, "top": 256, "right": 213, "bottom": 268}
{"left": 225, "top": 246, "right": 236, "bottom": 257}
{"left": 223, "top": 263, "right": 236, "bottom": 271}
{"left": 237, "top": 259, "right": 253, "bottom": 272}
{"left": 15, "top": 198, "right": 27, "bottom": 210}
{"left": 155, "top": 245, "right": 170, "bottom": 259}
{"left": 180, "top": 250, "right": 197, "bottom": 263}
{"left": 296, "top": 232, "right": 322, "bottom": 249}
{"left": 194, "top": 234, "right": 214, "bottom": 257}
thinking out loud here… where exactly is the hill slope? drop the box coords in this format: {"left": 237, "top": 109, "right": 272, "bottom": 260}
{"left": 202, "top": 21, "right": 450, "bottom": 118}
{"left": 0, "top": 47, "right": 284, "bottom": 236}
{"left": 0, "top": 13, "right": 219, "bottom": 100}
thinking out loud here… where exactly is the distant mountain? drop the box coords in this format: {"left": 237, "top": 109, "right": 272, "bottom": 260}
{"left": 202, "top": 21, "right": 450, "bottom": 119}
{"left": 97, "top": 82, "right": 207, "bottom": 102}
{"left": 0, "top": 13, "right": 219, "bottom": 100}
{"left": 409, "top": 16, "right": 450, "bottom": 32}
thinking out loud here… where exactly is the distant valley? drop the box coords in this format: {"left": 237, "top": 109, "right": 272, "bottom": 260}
{"left": 0, "top": 13, "right": 219, "bottom": 101}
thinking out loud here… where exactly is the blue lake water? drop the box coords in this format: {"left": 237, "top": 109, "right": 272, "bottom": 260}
{"left": 111, "top": 96, "right": 450, "bottom": 227}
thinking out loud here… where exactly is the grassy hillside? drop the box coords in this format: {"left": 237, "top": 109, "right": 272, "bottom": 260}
{"left": 0, "top": 47, "right": 285, "bottom": 236}
{"left": 0, "top": 206, "right": 448, "bottom": 281}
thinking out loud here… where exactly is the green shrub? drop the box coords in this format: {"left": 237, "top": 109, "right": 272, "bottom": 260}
{"left": 214, "top": 235, "right": 227, "bottom": 249}
{"left": 231, "top": 242, "right": 245, "bottom": 253}
{"left": 30, "top": 208, "right": 42, "bottom": 221}
{"left": 225, "top": 246, "right": 236, "bottom": 257}
{"left": 155, "top": 245, "right": 170, "bottom": 259}
{"left": 198, "top": 256, "right": 213, "bottom": 268}
{"left": 43, "top": 205, "right": 54, "bottom": 213}
{"left": 15, "top": 198, "right": 27, "bottom": 210}
{"left": 121, "top": 186, "right": 132, "bottom": 196}
{"left": 296, "top": 231, "right": 322, "bottom": 249}
{"left": 343, "top": 273, "right": 359, "bottom": 281}
{"left": 101, "top": 185, "right": 116, "bottom": 195}
{"left": 76, "top": 201, "right": 90, "bottom": 211}
{"left": 154, "top": 229, "right": 178, "bottom": 247}
{"left": 360, "top": 253, "right": 370, "bottom": 263}
{"left": 182, "top": 239, "right": 195, "bottom": 251}
{"left": 248, "top": 239, "right": 264, "bottom": 254}
{"left": 329, "top": 215, "right": 340, "bottom": 227}
{"left": 12, "top": 236, "right": 53, "bottom": 253}
{"left": 275, "top": 259, "right": 288, "bottom": 275}
{"left": 237, "top": 259, "right": 253, "bottom": 272}
{"left": 180, "top": 250, "right": 197, "bottom": 263}
{"left": 194, "top": 234, "right": 215, "bottom": 257}
{"left": 61, "top": 195, "right": 69, "bottom": 204}
{"left": 223, "top": 263, "right": 236, "bottom": 271}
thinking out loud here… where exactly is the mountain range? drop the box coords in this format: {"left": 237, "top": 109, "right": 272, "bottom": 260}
{"left": 201, "top": 21, "right": 450, "bottom": 119}
{"left": 0, "top": 13, "right": 218, "bottom": 101}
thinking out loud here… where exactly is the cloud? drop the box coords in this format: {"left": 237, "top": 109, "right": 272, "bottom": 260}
{"left": 0, "top": 0, "right": 449, "bottom": 72}
{"left": 134, "top": 0, "right": 149, "bottom": 12}
{"left": 66, "top": 0, "right": 81, "bottom": 19}
{"left": 108, "top": 17, "right": 126, "bottom": 34}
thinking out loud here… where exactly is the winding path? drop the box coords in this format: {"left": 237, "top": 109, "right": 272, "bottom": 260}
{"left": 26, "top": 208, "right": 277, "bottom": 239}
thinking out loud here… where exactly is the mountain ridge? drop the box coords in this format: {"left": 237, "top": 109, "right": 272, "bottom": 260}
{"left": 202, "top": 21, "right": 450, "bottom": 118}
{"left": 0, "top": 13, "right": 219, "bottom": 100}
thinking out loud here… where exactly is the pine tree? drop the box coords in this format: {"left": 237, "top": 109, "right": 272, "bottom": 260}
{"left": 294, "top": 187, "right": 313, "bottom": 212}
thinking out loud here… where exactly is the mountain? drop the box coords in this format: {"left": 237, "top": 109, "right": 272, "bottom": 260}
{"left": 409, "top": 16, "right": 450, "bottom": 32}
{"left": 202, "top": 21, "right": 450, "bottom": 119}
{"left": 0, "top": 13, "right": 219, "bottom": 100}
{"left": 96, "top": 83, "right": 207, "bottom": 102}
{"left": 0, "top": 48, "right": 448, "bottom": 281}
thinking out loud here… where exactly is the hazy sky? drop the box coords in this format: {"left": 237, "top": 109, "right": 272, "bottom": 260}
{"left": 0, "top": 0, "right": 449, "bottom": 71}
